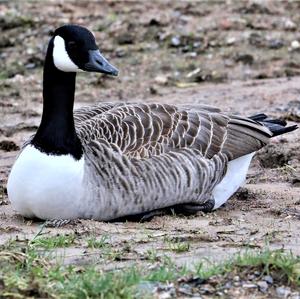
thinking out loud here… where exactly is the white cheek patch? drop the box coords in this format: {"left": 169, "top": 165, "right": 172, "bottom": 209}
{"left": 53, "top": 36, "right": 79, "bottom": 72}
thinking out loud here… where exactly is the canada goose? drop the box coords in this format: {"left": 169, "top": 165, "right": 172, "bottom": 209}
{"left": 7, "top": 24, "right": 297, "bottom": 221}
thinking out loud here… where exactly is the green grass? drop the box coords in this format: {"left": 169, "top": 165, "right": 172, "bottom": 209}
{"left": 87, "top": 235, "right": 109, "bottom": 249}
{"left": 0, "top": 71, "right": 9, "bottom": 80}
{"left": 144, "top": 248, "right": 160, "bottom": 262}
{"left": 164, "top": 236, "right": 190, "bottom": 253}
{"left": 0, "top": 235, "right": 300, "bottom": 299}
{"left": 167, "top": 241, "right": 190, "bottom": 253}
{"left": 195, "top": 249, "right": 300, "bottom": 283}
{"left": 30, "top": 233, "right": 76, "bottom": 249}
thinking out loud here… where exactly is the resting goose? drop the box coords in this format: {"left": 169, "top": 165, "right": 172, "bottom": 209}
{"left": 7, "top": 25, "right": 297, "bottom": 221}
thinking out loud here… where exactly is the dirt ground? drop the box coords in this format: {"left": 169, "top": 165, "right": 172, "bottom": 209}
{"left": 0, "top": 1, "right": 300, "bottom": 297}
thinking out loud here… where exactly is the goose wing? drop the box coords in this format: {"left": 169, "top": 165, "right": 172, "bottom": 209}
{"left": 75, "top": 102, "right": 272, "bottom": 161}
{"left": 74, "top": 102, "right": 276, "bottom": 218}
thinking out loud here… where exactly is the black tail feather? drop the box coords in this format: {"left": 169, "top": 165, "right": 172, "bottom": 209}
{"left": 263, "top": 118, "right": 287, "bottom": 126}
{"left": 249, "top": 113, "right": 298, "bottom": 137}
{"left": 269, "top": 124, "right": 298, "bottom": 137}
{"left": 249, "top": 113, "right": 268, "bottom": 121}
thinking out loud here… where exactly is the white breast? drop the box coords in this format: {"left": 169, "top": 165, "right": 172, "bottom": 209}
{"left": 212, "top": 152, "right": 255, "bottom": 209}
{"left": 7, "top": 145, "right": 85, "bottom": 219}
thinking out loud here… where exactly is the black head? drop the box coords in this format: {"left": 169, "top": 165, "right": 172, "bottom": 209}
{"left": 52, "top": 24, "right": 118, "bottom": 76}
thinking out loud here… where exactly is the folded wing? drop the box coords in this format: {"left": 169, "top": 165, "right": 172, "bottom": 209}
{"left": 75, "top": 102, "right": 272, "bottom": 161}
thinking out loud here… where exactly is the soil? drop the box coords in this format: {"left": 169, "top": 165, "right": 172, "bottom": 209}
{"left": 0, "top": 1, "right": 300, "bottom": 298}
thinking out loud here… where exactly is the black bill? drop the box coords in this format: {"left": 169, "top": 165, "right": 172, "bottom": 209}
{"left": 84, "top": 50, "right": 118, "bottom": 76}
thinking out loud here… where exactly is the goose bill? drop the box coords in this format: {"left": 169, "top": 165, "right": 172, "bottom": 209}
{"left": 84, "top": 50, "right": 118, "bottom": 76}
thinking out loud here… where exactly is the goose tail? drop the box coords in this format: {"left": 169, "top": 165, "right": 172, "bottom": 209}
{"left": 249, "top": 113, "right": 298, "bottom": 137}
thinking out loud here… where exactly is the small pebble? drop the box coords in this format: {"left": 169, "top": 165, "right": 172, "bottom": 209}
{"left": 26, "top": 48, "right": 35, "bottom": 55}
{"left": 154, "top": 75, "right": 168, "bottom": 85}
{"left": 193, "top": 41, "right": 201, "bottom": 48}
{"left": 263, "top": 275, "right": 273, "bottom": 284}
{"left": 149, "top": 86, "right": 158, "bottom": 95}
{"left": 257, "top": 280, "right": 268, "bottom": 293}
{"left": 268, "top": 39, "right": 284, "bottom": 49}
{"left": 178, "top": 286, "right": 193, "bottom": 296}
{"left": 158, "top": 292, "right": 172, "bottom": 299}
{"left": 224, "top": 282, "right": 232, "bottom": 289}
{"left": 115, "top": 48, "right": 126, "bottom": 57}
{"left": 170, "top": 36, "right": 181, "bottom": 47}
{"left": 276, "top": 286, "right": 291, "bottom": 298}
{"left": 25, "top": 63, "right": 36, "bottom": 69}
{"left": 290, "top": 292, "right": 300, "bottom": 299}
{"left": 242, "top": 283, "right": 257, "bottom": 288}
{"left": 235, "top": 53, "right": 254, "bottom": 65}
{"left": 291, "top": 40, "right": 300, "bottom": 50}
{"left": 199, "top": 284, "right": 215, "bottom": 294}
{"left": 284, "top": 19, "right": 297, "bottom": 30}
{"left": 186, "top": 52, "right": 197, "bottom": 58}
{"left": 186, "top": 68, "right": 201, "bottom": 79}
{"left": 226, "top": 37, "right": 236, "bottom": 45}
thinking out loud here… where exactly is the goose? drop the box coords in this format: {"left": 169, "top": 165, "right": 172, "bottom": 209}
{"left": 7, "top": 24, "right": 297, "bottom": 221}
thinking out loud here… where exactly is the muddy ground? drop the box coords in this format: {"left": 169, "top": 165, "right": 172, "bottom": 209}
{"left": 0, "top": 1, "right": 300, "bottom": 298}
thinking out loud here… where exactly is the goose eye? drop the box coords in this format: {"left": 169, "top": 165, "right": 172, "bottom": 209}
{"left": 68, "top": 41, "right": 77, "bottom": 49}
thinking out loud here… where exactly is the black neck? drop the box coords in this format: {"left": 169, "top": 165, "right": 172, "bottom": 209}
{"left": 31, "top": 37, "right": 83, "bottom": 160}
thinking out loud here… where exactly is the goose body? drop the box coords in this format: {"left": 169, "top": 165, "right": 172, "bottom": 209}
{"left": 7, "top": 25, "right": 297, "bottom": 221}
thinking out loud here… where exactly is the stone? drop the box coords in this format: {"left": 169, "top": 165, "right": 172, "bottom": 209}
{"left": 249, "top": 32, "right": 265, "bottom": 47}
{"left": 224, "top": 282, "right": 232, "bottom": 289}
{"left": 263, "top": 275, "right": 273, "bottom": 284}
{"left": 155, "top": 283, "right": 176, "bottom": 299}
{"left": 199, "top": 284, "right": 215, "bottom": 294}
{"left": 115, "top": 48, "right": 127, "bottom": 57}
{"left": 178, "top": 285, "right": 193, "bottom": 296}
{"left": 186, "top": 52, "right": 197, "bottom": 58}
{"left": 158, "top": 292, "right": 172, "bottom": 299}
{"left": 170, "top": 36, "right": 181, "bottom": 47}
{"left": 154, "top": 75, "right": 168, "bottom": 85}
{"left": 268, "top": 39, "right": 284, "bottom": 49}
{"left": 290, "top": 292, "right": 300, "bottom": 299}
{"left": 25, "top": 63, "right": 36, "bottom": 69}
{"left": 242, "top": 283, "right": 257, "bottom": 288}
{"left": 257, "top": 280, "right": 268, "bottom": 293}
{"left": 284, "top": 19, "right": 297, "bottom": 30}
{"left": 247, "top": 274, "right": 256, "bottom": 280}
{"left": 116, "top": 32, "right": 134, "bottom": 45}
{"left": 0, "top": 140, "right": 19, "bottom": 151}
{"left": 235, "top": 53, "right": 254, "bottom": 65}
{"left": 193, "top": 41, "right": 201, "bottom": 48}
{"left": 291, "top": 40, "right": 300, "bottom": 50}
{"left": 226, "top": 37, "right": 236, "bottom": 45}
{"left": 276, "top": 286, "right": 291, "bottom": 298}
{"left": 186, "top": 68, "right": 201, "bottom": 79}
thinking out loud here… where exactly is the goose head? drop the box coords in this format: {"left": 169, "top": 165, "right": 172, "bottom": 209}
{"left": 51, "top": 24, "right": 118, "bottom": 76}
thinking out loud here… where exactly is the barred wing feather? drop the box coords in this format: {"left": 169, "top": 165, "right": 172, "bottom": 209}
{"left": 75, "top": 102, "right": 272, "bottom": 160}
